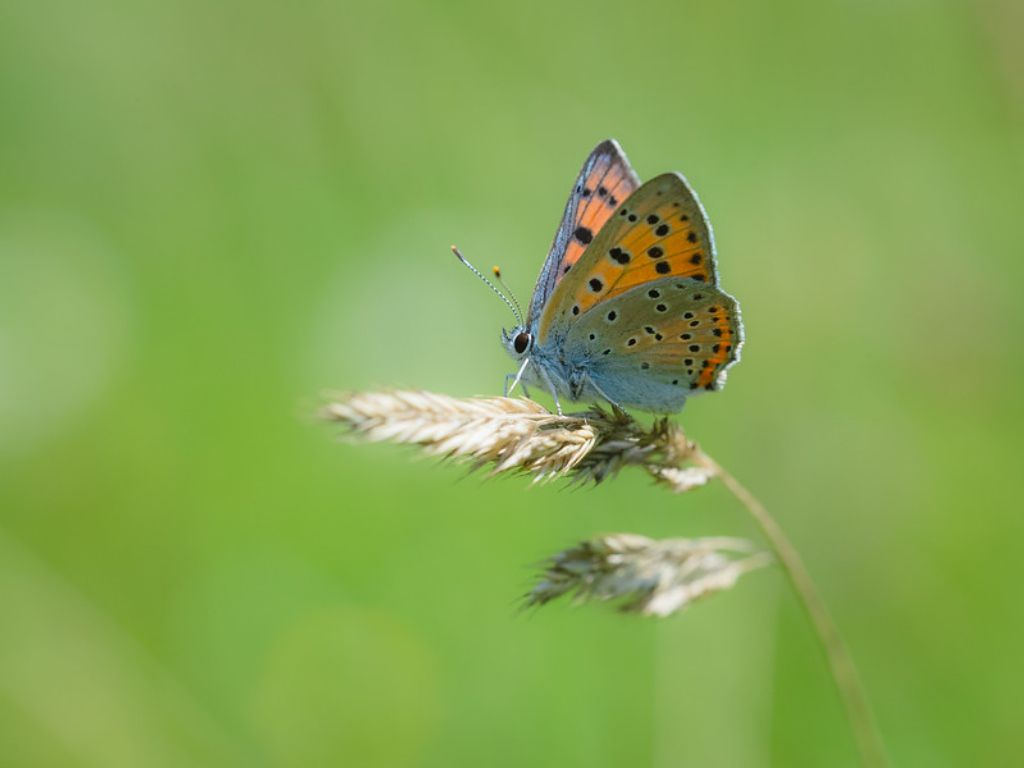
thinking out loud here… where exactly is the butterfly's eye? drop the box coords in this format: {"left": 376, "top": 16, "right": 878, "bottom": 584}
{"left": 513, "top": 332, "right": 531, "bottom": 355}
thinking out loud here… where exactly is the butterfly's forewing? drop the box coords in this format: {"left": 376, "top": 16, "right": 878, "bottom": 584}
{"left": 527, "top": 140, "right": 641, "bottom": 323}
{"left": 538, "top": 172, "right": 719, "bottom": 342}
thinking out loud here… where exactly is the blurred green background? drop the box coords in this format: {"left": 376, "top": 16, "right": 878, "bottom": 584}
{"left": 1, "top": 0, "right": 1022, "bottom": 765}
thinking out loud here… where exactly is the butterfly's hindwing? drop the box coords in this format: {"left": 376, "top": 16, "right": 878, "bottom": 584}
{"left": 528, "top": 140, "right": 640, "bottom": 323}
{"left": 563, "top": 280, "right": 743, "bottom": 406}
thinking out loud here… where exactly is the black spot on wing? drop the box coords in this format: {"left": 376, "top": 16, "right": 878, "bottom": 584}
{"left": 609, "top": 247, "right": 631, "bottom": 264}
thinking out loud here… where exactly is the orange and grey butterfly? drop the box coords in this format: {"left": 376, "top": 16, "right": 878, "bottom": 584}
{"left": 488, "top": 140, "right": 741, "bottom": 413}
{"left": 527, "top": 140, "right": 640, "bottom": 324}
{"left": 538, "top": 171, "right": 742, "bottom": 408}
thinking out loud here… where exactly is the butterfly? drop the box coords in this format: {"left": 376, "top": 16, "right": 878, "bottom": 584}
{"left": 457, "top": 139, "right": 742, "bottom": 414}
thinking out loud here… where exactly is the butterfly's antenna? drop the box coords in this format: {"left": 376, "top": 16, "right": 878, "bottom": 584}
{"left": 451, "top": 245, "right": 524, "bottom": 325}
{"left": 492, "top": 265, "right": 525, "bottom": 326}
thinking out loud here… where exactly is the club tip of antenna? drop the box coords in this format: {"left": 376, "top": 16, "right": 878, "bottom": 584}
{"left": 492, "top": 265, "right": 502, "bottom": 278}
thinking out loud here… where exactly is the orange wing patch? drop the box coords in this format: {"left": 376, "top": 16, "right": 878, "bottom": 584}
{"left": 696, "top": 305, "right": 740, "bottom": 389}
{"left": 608, "top": 203, "right": 708, "bottom": 295}
{"left": 556, "top": 156, "right": 641, "bottom": 281}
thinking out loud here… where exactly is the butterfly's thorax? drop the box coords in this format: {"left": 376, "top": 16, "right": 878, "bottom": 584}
{"left": 501, "top": 323, "right": 601, "bottom": 406}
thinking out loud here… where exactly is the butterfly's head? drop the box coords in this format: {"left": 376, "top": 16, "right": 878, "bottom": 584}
{"left": 501, "top": 326, "right": 533, "bottom": 359}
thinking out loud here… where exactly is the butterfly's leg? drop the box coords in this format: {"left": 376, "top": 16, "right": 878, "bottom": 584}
{"left": 505, "top": 357, "right": 532, "bottom": 398}
{"left": 588, "top": 377, "right": 627, "bottom": 416}
{"left": 504, "top": 372, "right": 532, "bottom": 398}
{"left": 533, "top": 364, "right": 563, "bottom": 416}
{"left": 549, "top": 387, "right": 563, "bottom": 416}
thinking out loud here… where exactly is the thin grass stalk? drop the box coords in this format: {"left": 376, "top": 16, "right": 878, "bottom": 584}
{"left": 693, "top": 449, "right": 888, "bottom": 768}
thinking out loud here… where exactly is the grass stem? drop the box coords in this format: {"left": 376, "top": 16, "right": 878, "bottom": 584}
{"left": 694, "top": 449, "right": 888, "bottom": 768}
